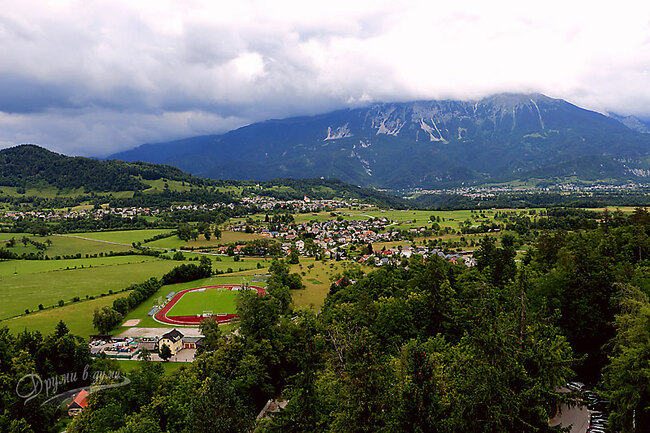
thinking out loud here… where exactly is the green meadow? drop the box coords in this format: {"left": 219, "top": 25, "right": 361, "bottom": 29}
{"left": 144, "top": 229, "right": 265, "bottom": 250}
{"left": 2, "top": 294, "right": 122, "bottom": 338}
{"left": 46, "top": 235, "right": 134, "bottom": 255}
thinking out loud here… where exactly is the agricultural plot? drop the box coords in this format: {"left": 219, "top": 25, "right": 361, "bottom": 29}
{"left": 71, "top": 229, "right": 175, "bottom": 245}
{"left": 144, "top": 229, "right": 266, "bottom": 250}
{"left": 46, "top": 235, "right": 134, "bottom": 256}
{"left": 0, "top": 255, "right": 160, "bottom": 277}
{"left": 0, "top": 259, "right": 182, "bottom": 320}
{"left": 0, "top": 232, "right": 31, "bottom": 241}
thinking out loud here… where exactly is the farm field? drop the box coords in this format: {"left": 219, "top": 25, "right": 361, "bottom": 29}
{"left": 0, "top": 255, "right": 160, "bottom": 277}
{"left": 146, "top": 229, "right": 266, "bottom": 250}
{"left": 0, "top": 259, "right": 183, "bottom": 320}
{"left": 121, "top": 271, "right": 268, "bottom": 328}
{"left": 2, "top": 293, "right": 123, "bottom": 338}
{"left": 369, "top": 231, "right": 504, "bottom": 252}
{"left": 289, "top": 258, "right": 372, "bottom": 310}
{"left": 71, "top": 229, "right": 175, "bottom": 245}
{"left": 167, "top": 288, "right": 239, "bottom": 316}
{"left": 283, "top": 207, "right": 543, "bottom": 232}
{"left": 1, "top": 234, "right": 134, "bottom": 256}
{"left": 47, "top": 235, "right": 134, "bottom": 255}
{"left": 0, "top": 232, "right": 31, "bottom": 241}
{"left": 343, "top": 208, "right": 542, "bottom": 230}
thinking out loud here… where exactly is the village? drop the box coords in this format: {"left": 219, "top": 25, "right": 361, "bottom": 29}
{"left": 228, "top": 212, "right": 477, "bottom": 267}
{"left": 3, "top": 196, "right": 372, "bottom": 221}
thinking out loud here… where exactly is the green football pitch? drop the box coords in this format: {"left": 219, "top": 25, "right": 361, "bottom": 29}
{"left": 166, "top": 288, "right": 238, "bottom": 316}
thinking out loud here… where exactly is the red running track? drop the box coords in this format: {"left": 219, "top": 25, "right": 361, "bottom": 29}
{"left": 154, "top": 285, "right": 266, "bottom": 326}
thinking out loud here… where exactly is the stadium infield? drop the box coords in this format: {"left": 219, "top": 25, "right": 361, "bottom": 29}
{"left": 154, "top": 285, "right": 265, "bottom": 326}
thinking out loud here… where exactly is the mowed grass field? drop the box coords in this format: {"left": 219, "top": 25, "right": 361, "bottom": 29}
{"left": 2, "top": 293, "right": 123, "bottom": 338}
{"left": 167, "top": 288, "right": 239, "bottom": 316}
{"left": 0, "top": 259, "right": 183, "bottom": 320}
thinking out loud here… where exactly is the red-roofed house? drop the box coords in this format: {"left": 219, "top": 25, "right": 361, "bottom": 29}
{"left": 67, "top": 389, "right": 89, "bottom": 416}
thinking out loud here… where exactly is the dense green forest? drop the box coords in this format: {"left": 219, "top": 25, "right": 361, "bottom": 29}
{"left": 0, "top": 144, "right": 195, "bottom": 192}
{"left": 2, "top": 209, "right": 650, "bottom": 432}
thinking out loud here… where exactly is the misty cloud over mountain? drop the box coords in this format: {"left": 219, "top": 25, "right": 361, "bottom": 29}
{"left": 2, "top": 1, "right": 650, "bottom": 156}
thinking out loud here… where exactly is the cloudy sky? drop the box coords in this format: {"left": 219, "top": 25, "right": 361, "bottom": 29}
{"left": 1, "top": 0, "right": 650, "bottom": 156}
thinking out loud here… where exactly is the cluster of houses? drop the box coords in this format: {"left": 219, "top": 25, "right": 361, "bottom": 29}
{"left": 408, "top": 182, "right": 650, "bottom": 200}
{"left": 233, "top": 215, "right": 400, "bottom": 250}
{"left": 3, "top": 196, "right": 375, "bottom": 223}
{"left": 241, "top": 196, "right": 373, "bottom": 212}
{"left": 3, "top": 206, "right": 161, "bottom": 221}
{"left": 358, "top": 245, "right": 476, "bottom": 267}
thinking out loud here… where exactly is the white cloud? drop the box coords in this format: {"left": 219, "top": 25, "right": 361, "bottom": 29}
{"left": 1, "top": 0, "right": 650, "bottom": 155}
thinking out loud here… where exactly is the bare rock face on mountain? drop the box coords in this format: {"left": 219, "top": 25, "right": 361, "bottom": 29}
{"left": 110, "top": 93, "right": 650, "bottom": 188}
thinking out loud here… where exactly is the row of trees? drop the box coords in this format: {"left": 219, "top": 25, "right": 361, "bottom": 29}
{"left": 160, "top": 256, "right": 212, "bottom": 285}
{"left": 92, "top": 278, "right": 164, "bottom": 334}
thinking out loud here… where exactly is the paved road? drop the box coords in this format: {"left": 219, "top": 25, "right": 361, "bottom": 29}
{"left": 549, "top": 388, "right": 590, "bottom": 433}
{"left": 550, "top": 402, "right": 590, "bottom": 433}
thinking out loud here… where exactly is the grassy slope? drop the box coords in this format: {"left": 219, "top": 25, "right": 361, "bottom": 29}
{"left": 2, "top": 293, "right": 122, "bottom": 338}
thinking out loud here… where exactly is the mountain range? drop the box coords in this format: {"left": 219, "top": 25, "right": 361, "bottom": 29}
{"left": 110, "top": 93, "right": 650, "bottom": 189}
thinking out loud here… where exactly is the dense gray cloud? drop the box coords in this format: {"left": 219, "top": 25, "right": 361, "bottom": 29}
{"left": 1, "top": 0, "right": 650, "bottom": 156}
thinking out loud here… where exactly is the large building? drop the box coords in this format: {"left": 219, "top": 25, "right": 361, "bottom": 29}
{"left": 157, "top": 329, "right": 184, "bottom": 355}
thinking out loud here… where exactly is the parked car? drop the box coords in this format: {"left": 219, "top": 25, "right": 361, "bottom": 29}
{"left": 566, "top": 381, "right": 587, "bottom": 392}
{"left": 588, "top": 399, "right": 610, "bottom": 412}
